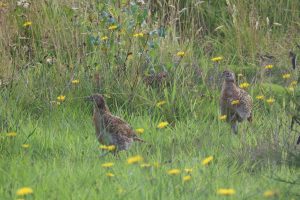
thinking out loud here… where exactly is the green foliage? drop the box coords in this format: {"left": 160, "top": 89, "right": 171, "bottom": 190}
{"left": 0, "top": 0, "right": 300, "bottom": 199}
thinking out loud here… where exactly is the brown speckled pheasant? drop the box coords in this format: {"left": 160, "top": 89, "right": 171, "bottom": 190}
{"left": 86, "top": 94, "right": 144, "bottom": 152}
{"left": 220, "top": 70, "right": 253, "bottom": 134}
{"left": 144, "top": 71, "right": 168, "bottom": 87}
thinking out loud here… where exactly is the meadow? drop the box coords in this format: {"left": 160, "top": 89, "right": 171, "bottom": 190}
{"left": 0, "top": 0, "right": 300, "bottom": 199}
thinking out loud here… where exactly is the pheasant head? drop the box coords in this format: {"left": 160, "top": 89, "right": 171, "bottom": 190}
{"left": 86, "top": 94, "right": 108, "bottom": 111}
{"left": 222, "top": 70, "right": 235, "bottom": 83}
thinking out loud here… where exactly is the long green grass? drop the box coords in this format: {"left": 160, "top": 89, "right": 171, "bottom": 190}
{"left": 1, "top": 0, "right": 300, "bottom": 199}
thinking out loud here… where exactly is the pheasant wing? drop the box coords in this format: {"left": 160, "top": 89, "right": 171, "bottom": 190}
{"left": 104, "top": 114, "right": 143, "bottom": 141}
{"left": 233, "top": 89, "right": 253, "bottom": 120}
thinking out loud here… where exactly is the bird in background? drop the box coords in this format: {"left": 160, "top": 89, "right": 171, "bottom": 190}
{"left": 86, "top": 94, "right": 144, "bottom": 153}
{"left": 220, "top": 70, "right": 253, "bottom": 134}
{"left": 144, "top": 65, "right": 168, "bottom": 87}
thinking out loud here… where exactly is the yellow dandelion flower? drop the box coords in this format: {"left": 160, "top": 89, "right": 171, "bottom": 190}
{"left": 231, "top": 100, "right": 240, "bottom": 105}
{"left": 184, "top": 168, "right": 193, "bottom": 173}
{"left": 71, "top": 79, "right": 80, "bottom": 84}
{"left": 167, "top": 169, "right": 181, "bottom": 175}
{"left": 157, "top": 121, "right": 169, "bottom": 129}
{"left": 256, "top": 95, "right": 264, "bottom": 100}
{"left": 290, "top": 81, "right": 297, "bottom": 87}
{"left": 127, "top": 155, "right": 143, "bottom": 164}
{"left": 282, "top": 73, "right": 291, "bottom": 79}
{"left": 107, "top": 145, "right": 116, "bottom": 151}
{"left": 6, "top": 132, "right": 17, "bottom": 137}
{"left": 264, "top": 64, "right": 273, "bottom": 69}
{"left": 266, "top": 98, "right": 275, "bottom": 104}
{"left": 288, "top": 87, "right": 294, "bottom": 92}
{"left": 176, "top": 51, "right": 185, "bottom": 57}
{"left": 219, "top": 115, "right": 227, "bottom": 121}
{"left": 217, "top": 188, "right": 236, "bottom": 196}
{"left": 57, "top": 95, "right": 66, "bottom": 102}
{"left": 156, "top": 100, "right": 166, "bottom": 107}
{"left": 263, "top": 190, "right": 278, "bottom": 198}
{"left": 23, "top": 21, "right": 32, "bottom": 27}
{"left": 239, "top": 82, "right": 250, "bottom": 89}
{"left": 201, "top": 156, "right": 213, "bottom": 166}
{"left": 101, "top": 36, "right": 108, "bottom": 40}
{"left": 140, "top": 163, "right": 151, "bottom": 168}
{"left": 108, "top": 25, "right": 118, "bottom": 30}
{"left": 106, "top": 172, "right": 115, "bottom": 177}
{"left": 135, "top": 128, "right": 145, "bottom": 134}
{"left": 21, "top": 144, "right": 30, "bottom": 148}
{"left": 99, "top": 145, "right": 108, "bottom": 150}
{"left": 183, "top": 175, "right": 192, "bottom": 182}
{"left": 133, "top": 32, "right": 144, "bottom": 37}
{"left": 211, "top": 56, "right": 223, "bottom": 62}
{"left": 101, "top": 162, "right": 114, "bottom": 168}
{"left": 16, "top": 187, "right": 33, "bottom": 196}
{"left": 99, "top": 145, "right": 116, "bottom": 151}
